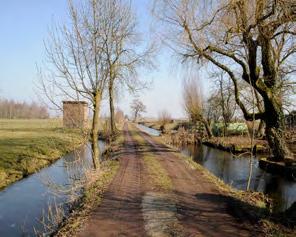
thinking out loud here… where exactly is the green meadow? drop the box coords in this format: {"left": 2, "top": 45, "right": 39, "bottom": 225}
{"left": 0, "top": 119, "right": 85, "bottom": 189}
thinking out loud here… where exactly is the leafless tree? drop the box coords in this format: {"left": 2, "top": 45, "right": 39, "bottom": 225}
{"left": 239, "top": 82, "right": 266, "bottom": 137}
{"left": 206, "top": 96, "right": 222, "bottom": 125}
{"left": 213, "top": 73, "right": 237, "bottom": 136}
{"left": 183, "top": 76, "right": 213, "bottom": 138}
{"left": 155, "top": 0, "right": 296, "bottom": 161}
{"left": 39, "top": 0, "right": 112, "bottom": 169}
{"left": 0, "top": 99, "right": 49, "bottom": 119}
{"left": 101, "top": 0, "right": 154, "bottom": 136}
{"left": 130, "top": 98, "right": 146, "bottom": 122}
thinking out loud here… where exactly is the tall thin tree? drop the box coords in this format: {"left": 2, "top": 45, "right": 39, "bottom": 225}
{"left": 39, "top": 0, "right": 112, "bottom": 169}
{"left": 99, "top": 0, "right": 153, "bottom": 136}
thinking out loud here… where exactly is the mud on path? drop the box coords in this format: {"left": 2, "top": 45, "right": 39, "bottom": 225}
{"left": 77, "top": 123, "right": 262, "bottom": 237}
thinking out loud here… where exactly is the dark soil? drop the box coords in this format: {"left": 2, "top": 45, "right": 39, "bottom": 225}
{"left": 76, "top": 123, "right": 264, "bottom": 236}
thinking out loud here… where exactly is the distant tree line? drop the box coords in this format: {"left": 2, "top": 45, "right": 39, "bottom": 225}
{"left": 0, "top": 99, "right": 49, "bottom": 119}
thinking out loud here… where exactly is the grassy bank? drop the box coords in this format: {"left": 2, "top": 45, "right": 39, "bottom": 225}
{"left": 55, "top": 127, "right": 124, "bottom": 236}
{"left": 204, "top": 136, "right": 268, "bottom": 154}
{"left": 150, "top": 134, "right": 295, "bottom": 236}
{"left": 0, "top": 119, "right": 86, "bottom": 189}
{"left": 141, "top": 120, "right": 269, "bottom": 154}
{"left": 178, "top": 153, "right": 295, "bottom": 236}
{"left": 55, "top": 159, "right": 119, "bottom": 237}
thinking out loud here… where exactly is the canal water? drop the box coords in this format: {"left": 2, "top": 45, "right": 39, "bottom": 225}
{"left": 0, "top": 141, "right": 104, "bottom": 237}
{"left": 138, "top": 124, "right": 296, "bottom": 212}
{"left": 137, "top": 124, "right": 161, "bottom": 136}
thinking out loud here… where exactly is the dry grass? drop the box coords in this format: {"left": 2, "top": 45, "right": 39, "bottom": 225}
{"left": 207, "top": 136, "right": 267, "bottom": 148}
{"left": 152, "top": 133, "right": 270, "bottom": 209}
{"left": 53, "top": 126, "right": 126, "bottom": 236}
{"left": 52, "top": 160, "right": 119, "bottom": 237}
{"left": 152, "top": 134, "right": 295, "bottom": 237}
{"left": 131, "top": 124, "right": 172, "bottom": 192}
{"left": 142, "top": 120, "right": 181, "bottom": 132}
{"left": 102, "top": 125, "right": 125, "bottom": 158}
{"left": 143, "top": 154, "right": 172, "bottom": 192}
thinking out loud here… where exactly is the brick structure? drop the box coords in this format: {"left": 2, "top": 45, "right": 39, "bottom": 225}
{"left": 63, "top": 101, "right": 88, "bottom": 129}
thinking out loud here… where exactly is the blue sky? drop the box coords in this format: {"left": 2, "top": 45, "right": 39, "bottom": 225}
{"left": 0, "top": 1, "right": 68, "bottom": 101}
{"left": 0, "top": 0, "right": 207, "bottom": 118}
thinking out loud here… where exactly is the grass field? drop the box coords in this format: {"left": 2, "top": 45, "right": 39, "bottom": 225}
{"left": 0, "top": 119, "right": 86, "bottom": 189}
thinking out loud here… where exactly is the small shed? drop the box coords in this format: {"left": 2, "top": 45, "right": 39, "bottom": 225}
{"left": 63, "top": 101, "right": 88, "bottom": 129}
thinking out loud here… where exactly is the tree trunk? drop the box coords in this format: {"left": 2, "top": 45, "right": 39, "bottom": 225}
{"left": 202, "top": 119, "right": 213, "bottom": 139}
{"left": 91, "top": 93, "right": 101, "bottom": 169}
{"left": 134, "top": 111, "right": 138, "bottom": 122}
{"left": 108, "top": 79, "right": 116, "bottom": 136}
{"left": 256, "top": 120, "right": 265, "bottom": 138}
{"left": 263, "top": 98, "right": 291, "bottom": 161}
{"left": 223, "top": 122, "right": 228, "bottom": 137}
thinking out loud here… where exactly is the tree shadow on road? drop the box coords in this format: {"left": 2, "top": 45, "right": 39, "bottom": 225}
{"left": 175, "top": 191, "right": 295, "bottom": 236}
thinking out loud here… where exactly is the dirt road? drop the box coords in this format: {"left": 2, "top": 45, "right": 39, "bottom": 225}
{"left": 77, "top": 123, "right": 261, "bottom": 237}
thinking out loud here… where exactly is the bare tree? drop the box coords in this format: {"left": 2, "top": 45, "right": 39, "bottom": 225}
{"left": 39, "top": 0, "right": 113, "bottom": 169}
{"left": 130, "top": 98, "right": 146, "bottom": 122}
{"left": 183, "top": 77, "right": 213, "bottom": 138}
{"left": 101, "top": 0, "right": 153, "bottom": 136}
{"left": 0, "top": 99, "right": 49, "bottom": 119}
{"left": 239, "top": 82, "right": 266, "bottom": 137}
{"left": 206, "top": 96, "right": 222, "bottom": 125}
{"left": 155, "top": 0, "right": 296, "bottom": 161}
{"left": 214, "top": 73, "right": 237, "bottom": 136}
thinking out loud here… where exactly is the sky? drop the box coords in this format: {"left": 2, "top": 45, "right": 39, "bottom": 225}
{"left": 0, "top": 0, "right": 210, "bottom": 119}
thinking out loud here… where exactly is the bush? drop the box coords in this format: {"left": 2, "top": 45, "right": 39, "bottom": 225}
{"left": 213, "top": 123, "right": 248, "bottom": 136}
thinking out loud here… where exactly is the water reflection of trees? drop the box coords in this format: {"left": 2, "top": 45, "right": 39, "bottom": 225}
{"left": 196, "top": 146, "right": 232, "bottom": 184}
{"left": 36, "top": 141, "right": 103, "bottom": 235}
{"left": 63, "top": 144, "right": 93, "bottom": 184}
{"left": 187, "top": 144, "right": 295, "bottom": 212}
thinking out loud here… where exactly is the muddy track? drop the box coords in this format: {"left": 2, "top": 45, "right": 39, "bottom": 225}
{"left": 77, "top": 124, "right": 146, "bottom": 237}
{"left": 77, "top": 124, "right": 262, "bottom": 236}
{"left": 138, "top": 129, "right": 262, "bottom": 237}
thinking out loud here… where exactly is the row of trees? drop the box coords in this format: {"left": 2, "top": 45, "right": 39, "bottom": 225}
{"left": 155, "top": 0, "right": 296, "bottom": 161}
{"left": 38, "top": 0, "right": 295, "bottom": 163}
{"left": 0, "top": 99, "right": 49, "bottom": 119}
{"left": 39, "top": 0, "right": 151, "bottom": 169}
{"left": 183, "top": 73, "right": 258, "bottom": 138}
